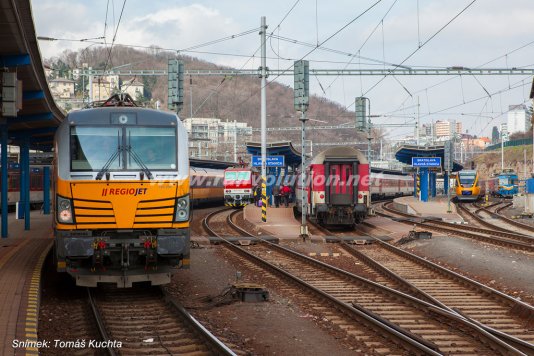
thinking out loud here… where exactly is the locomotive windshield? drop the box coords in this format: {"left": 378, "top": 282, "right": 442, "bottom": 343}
{"left": 225, "top": 171, "right": 251, "bottom": 181}
{"left": 459, "top": 172, "right": 476, "bottom": 187}
{"left": 70, "top": 126, "right": 177, "bottom": 171}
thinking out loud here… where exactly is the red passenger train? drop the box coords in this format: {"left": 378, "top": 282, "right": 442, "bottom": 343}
{"left": 295, "top": 147, "right": 414, "bottom": 227}
{"left": 0, "top": 165, "right": 51, "bottom": 209}
{"left": 223, "top": 168, "right": 256, "bottom": 207}
{"left": 295, "top": 147, "right": 370, "bottom": 226}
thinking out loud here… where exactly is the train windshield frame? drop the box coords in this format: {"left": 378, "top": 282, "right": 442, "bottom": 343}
{"left": 459, "top": 172, "right": 476, "bottom": 187}
{"left": 70, "top": 126, "right": 178, "bottom": 172}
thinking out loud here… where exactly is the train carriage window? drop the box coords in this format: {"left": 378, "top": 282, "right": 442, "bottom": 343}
{"left": 127, "top": 127, "right": 177, "bottom": 171}
{"left": 30, "top": 174, "right": 43, "bottom": 190}
{"left": 8, "top": 174, "right": 20, "bottom": 190}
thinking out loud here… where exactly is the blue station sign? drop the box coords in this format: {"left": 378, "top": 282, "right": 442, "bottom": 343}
{"left": 411, "top": 157, "right": 441, "bottom": 167}
{"left": 252, "top": 155, "right": 285, "bottom": 167}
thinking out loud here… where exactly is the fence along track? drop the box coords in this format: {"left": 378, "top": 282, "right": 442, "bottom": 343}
{"left": 88, "top": 286, "right": 236, "bottom": 355}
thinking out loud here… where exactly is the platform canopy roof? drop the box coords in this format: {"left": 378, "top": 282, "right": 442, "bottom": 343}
{"left": 0, "top": 0, "right": 65, "bottom": 151}
{"left": 395, "top": 144, "right": 464, "bottom": 172}
{"left": 246, "top": 141, "right": 303, "bottom": 167}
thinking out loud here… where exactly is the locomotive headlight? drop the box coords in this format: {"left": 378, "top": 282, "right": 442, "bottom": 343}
{"left": 57, "top": 196, "right": 74, "bottom": 223}
{"left": 174, "top": 196, "right": 190, "bottom": 222}
{"left": 59, "top": 199, "right": 71, "bottom": 210}
{"left": 177, "top": 198, "right": 188, "bottom": 209}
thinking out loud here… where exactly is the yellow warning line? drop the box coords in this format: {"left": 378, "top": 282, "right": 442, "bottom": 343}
{"left": 0, "top": 238, "right": 31, "bottom": 270}
{"left": 25, "top": 241, "right": 53, "bottom": 353}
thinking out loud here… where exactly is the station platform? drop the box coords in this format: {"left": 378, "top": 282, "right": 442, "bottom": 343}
{"left": 393, "top": 196, "right": 464, "bottom": 223}
{"left": 243, "top": 205, "right": 324, "bottom": 242}
{"left": 0, "top": 211, "right": 53, "bottom": 356}
{"left": 244, "top": 205, "right": 299, "bottom": 239}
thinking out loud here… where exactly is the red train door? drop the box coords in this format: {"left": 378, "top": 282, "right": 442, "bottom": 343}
{"left": 328, "top": 163, "right": 354, "bottom": 205}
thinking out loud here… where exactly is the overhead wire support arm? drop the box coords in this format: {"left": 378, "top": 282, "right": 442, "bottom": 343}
{"left": 80, "top": 67, "right": 534, "bottom": 77}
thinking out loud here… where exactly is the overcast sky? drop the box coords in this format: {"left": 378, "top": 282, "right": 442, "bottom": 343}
{"left": 32, "top": 0, "right": 534, "bottom": 139}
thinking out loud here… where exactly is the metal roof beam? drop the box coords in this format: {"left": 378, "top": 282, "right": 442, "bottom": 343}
{"left": 8, "top": 112, "right": 53, "bottom": 125}
{"left": 0, "top": 54, "right": 30, "bottom": 67}
{"left": 9, "top": 126, "right": 56, "bottom": 138}
{"left": 23, "top": 90, "right": 45, "bottom": 100}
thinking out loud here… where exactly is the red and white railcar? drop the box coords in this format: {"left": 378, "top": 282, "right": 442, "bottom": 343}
{"left": 223, "top": 168, "right": 255, "bottom": 207}
{"left": 370, "top": 168, "right": 414, "bottom": 199}
{"left": 295, "top": 147, "right": 370, "bottom": 226}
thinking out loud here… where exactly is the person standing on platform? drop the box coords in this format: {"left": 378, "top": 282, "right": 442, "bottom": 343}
{"left": 254, "top": 183, "right": 262, "bottom": 207}
{"left": 272, "top": 184, "right": 281, "bottom": 208}
{"left": 281, "top": 184, "right": 291, "bottom": 207}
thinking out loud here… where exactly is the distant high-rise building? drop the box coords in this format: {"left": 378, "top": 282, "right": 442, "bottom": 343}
{"left": 418, "top": 123, "right": 432, "bottom": 137}
{"left": 507, "top": 104, "right": 531, "bottom": 135}
{"left": 182, "top": 117, "right": 252, "bottom": 159}
{"left": 434, "top": 120, "right": 462, "bottom": 138}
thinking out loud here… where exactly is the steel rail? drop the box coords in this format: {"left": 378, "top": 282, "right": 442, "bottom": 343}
{"left": 378, "top": 203, "right": 534, "bottom": 252}
{"left": 213, "top": 208, "right": 525, "bottom": 355}
{"left": 456, "top": 202, "right": 531, "bottom": 236}
{"left": 361, "top": 236, "right": 534, "bottom": 354}
{"left": 160, "top": 287, "right": 237, "bottom": 356}
{"left": 202, "top": 208, "right": 442, "bottom": 355}
{"left": 88, "top": 286, "right": 236, "bottom": 355}
{"left": 474, "top": 202, "right": 534, "bottom": 234}
{"left": 87, "top": 288, "right": 117, "bottom": 356}
{"left": 308, "top": 217, "right": 534, "bottom": 354}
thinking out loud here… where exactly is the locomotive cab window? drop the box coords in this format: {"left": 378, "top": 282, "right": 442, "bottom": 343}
{"left": 236, "top": 171, "right": 251, "bottom": 181}
{"left": 127, "top": 127, "right": 177, "bottom": 170}
{"left": 71, "top": 127, "right": 121, "bottom": 171}
{"left": 70, "top": 126, "right": 177, "bottom": 172}
{"left": 225, "top": 172, "right": 237, "bottom": 180}
{"left": 459, "top": 173, "right": 476, "bottom": 187}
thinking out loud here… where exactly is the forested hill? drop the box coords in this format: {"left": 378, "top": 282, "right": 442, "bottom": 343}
{"left": 46, "top": 45, "right": 365, "bottom": 143}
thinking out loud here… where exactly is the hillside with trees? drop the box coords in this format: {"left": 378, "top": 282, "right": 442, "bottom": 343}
{"left": 45, "top": 46, "right": 367, "bottom": 145}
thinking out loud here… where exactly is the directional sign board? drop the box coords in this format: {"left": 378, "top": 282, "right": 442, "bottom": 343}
{"left": 411, "top": 157, "right": 441, "bottom": 167}
{"left": 252, "top": 156, "right": 285, "bottom": 167}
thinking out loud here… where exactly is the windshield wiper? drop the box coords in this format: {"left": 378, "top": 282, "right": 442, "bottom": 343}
{"left": 95, "top": 147, "right": 122, "bottom": 180}
{"left": 126, "top": 146, "right": 154, "bottom": 180}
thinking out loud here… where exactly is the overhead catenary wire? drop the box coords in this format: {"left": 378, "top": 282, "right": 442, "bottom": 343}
{"left": 103, "top": 0, "right": 127, "bottom": 72}
{"left": 362, "top": 0, "right": 478, "bottom": 96}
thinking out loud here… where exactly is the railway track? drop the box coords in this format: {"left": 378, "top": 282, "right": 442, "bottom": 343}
{"left": 457, "top": 202, "right": 534, "bottom": 239}
{"left": 376, "top": 202, "right": 534, "bottom": 252}
{"left": 203, "top": 208, "right": 525, "bottom": 355}
{"left": 87, "top": 286, "right": 237, "bottom": 355}
{"left": 308, "top": 215, "right": 534, "bottom": 354}
{"left": 472, "top": 202, "right": 534, "bottom": 235}
{"left": 343, "top": 240, "right": 534, "bottom": 353}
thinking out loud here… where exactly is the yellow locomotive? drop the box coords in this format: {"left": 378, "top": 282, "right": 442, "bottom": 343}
{"left": 54, "top": 95, "right": 191, "bottom": 287}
